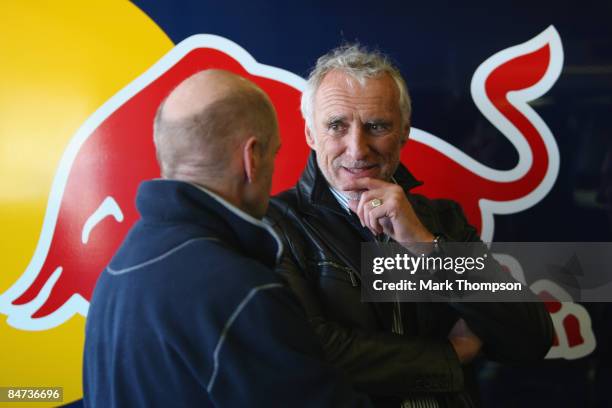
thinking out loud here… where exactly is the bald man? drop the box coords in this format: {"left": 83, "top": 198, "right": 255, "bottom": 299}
{"left": 83, "top": 70, "right": 371, "bottom": 408}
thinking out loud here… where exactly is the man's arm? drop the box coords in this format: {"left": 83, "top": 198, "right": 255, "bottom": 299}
{"left": 440, "top": 201, "right": 555, "bottom": 363}
{"left": 344, "top": 178, "right": 554, "bottom": 364}
{"left": 277, "top": 251, "right": 464, "bottom": 397}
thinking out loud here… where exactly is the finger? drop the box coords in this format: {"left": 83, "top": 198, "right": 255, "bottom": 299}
{"left": 357, "top": 195, "right": 368, "bottom": 228}
{"left": 361, "top": 195, "right": 375, "bottom": 233}
{"left": 368, "top": 204, "right": 389, "bottom": 236}
{"left": 347, "top": 199, "right": 359, "bottom": 214}
{"left": 368, "top": 203, "right": 392, "bottom": 236}
{"left": 361, "top": 193, "right": 386, "bottom": 235}
{"left": 353, "top": 190, "right": 370, "bottom": 228}
{"left": 357, "top": 190, "right": 378, "bottom": 227}
{"left": 379, "top": 217, "right": 394, "bottom": 236}
{"left": 357, "top": 188, "right": 385, "bottom": 216}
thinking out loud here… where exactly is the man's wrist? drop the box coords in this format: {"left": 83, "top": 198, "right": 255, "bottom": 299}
{"left": 399, "top": 229, "right": 434, "bottom": 244}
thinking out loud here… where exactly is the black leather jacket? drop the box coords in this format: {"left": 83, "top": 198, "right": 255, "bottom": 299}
{"left": 267, "top": 152, "right": 554, "bottom": 408}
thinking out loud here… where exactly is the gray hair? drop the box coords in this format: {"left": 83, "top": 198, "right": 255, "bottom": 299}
{"left": 153, "top": 90, "right": 277, "bottom": 180}
{"left": 301, "top": 43, "right": 412, "bottom": 141}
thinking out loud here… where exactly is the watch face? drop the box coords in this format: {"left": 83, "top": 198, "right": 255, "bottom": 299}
{"left": 432, "top": 235, "right": 447, "bottom": 255}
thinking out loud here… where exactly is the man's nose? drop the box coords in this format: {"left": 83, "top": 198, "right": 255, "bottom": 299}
{"left": 345, "top": 126, "right": 369, "bottom": 160}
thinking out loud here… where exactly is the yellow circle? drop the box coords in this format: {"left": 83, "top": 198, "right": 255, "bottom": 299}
{"left": 0, "top": 1, "right": 173, "bottom": 405}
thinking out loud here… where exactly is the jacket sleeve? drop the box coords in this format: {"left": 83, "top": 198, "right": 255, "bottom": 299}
{"left": 276, "top": 249, "right": 464, "bottom": 397}
{"left": 206, "top": 282, "right": 372, "bottom": 408}
{"left": 439, "top": 201, "right": 555, "bottom": 363}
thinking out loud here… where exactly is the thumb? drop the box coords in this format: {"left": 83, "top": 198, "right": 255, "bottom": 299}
{"left": 348, "top": 199, "right": 359, "bottom": 213}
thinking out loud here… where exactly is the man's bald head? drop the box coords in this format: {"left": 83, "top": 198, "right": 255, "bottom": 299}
{"left": 153, "top": 69, "right": 278, "bottom": 183}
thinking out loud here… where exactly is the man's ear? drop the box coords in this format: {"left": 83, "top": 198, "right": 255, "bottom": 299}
{"left": 305, "top": 125, "right": 316, "bottom": 150}
{"left": 401, "top": 124, "right": 410, "bottom": 147}
{"left": 242, "top": 135, "right": 259, "bottom": 183}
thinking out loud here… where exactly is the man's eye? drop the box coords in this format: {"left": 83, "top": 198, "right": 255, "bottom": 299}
{"left": 328, "top": 122, "right": 345, "bottom": 132}
{"left": 367, "top": 122, "right": 390, "bottom": 133}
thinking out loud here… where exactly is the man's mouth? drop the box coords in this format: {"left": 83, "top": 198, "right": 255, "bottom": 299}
{"left": 341, "top": 165, "right": 379, "bottom": 178}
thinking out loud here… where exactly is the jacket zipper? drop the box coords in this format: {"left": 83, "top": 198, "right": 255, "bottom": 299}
{"left": 317, "top": 261, "right": 358, "bottom": 287}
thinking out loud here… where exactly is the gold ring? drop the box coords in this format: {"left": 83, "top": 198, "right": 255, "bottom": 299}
{"left": 370, "top": 198, "right": 383, "bottom": 208}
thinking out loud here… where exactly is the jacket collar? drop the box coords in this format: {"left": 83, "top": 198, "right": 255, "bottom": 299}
{"left": 137, "top": 179, "right": 282, "bottom": 269}
{"left": 297, "top": 151, "right": 423, "bottom": 214}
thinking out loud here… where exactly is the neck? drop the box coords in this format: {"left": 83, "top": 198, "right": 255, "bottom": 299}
{"left": 198, "top": 183, "right": 247, "bottom": 210}
{"left": 188, "top": 181, "right": 261, "bottom": 218}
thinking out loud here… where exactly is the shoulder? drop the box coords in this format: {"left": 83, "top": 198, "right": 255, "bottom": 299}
{"left": 108, "top": 233, "right": 283, "bottom": 297}
{"left": 269, "top": 188, "right": 299, "bottom": 219}
{"left": 191, "top": 240, "right": 284, "bottom": 289}
{"left": 267, "top": 189, "right": 308, "bottom": 243}
{"left": 409, "top": 193, "right": 463, "bottom": 214}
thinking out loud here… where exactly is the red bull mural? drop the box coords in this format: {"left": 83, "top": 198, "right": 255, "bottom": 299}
{"left": 0, "top": 26, "right": 564, "bottom": 324}
{"left": 2, "top": 1, "right": 610, "bottom": 406}
{"left": 1, "top": 27, "right": 594, "bottom": 361}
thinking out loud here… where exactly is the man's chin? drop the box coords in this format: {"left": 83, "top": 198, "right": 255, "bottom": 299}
{"left": 341, "top": 190, "right": 364, "bottom": 201}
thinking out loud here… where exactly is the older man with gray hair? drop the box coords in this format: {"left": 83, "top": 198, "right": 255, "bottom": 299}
{"left": 83, "top": 69, "right": 371, "bottom": 408}
{"left": 268, "top": 45, "right": 553, "bottom": 407}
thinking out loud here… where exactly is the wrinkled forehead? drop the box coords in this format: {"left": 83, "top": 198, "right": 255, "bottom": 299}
{"left": 314, "top": 70, "right": 401, "bottom": 119}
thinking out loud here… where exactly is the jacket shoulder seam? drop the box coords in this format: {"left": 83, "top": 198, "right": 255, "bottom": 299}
{"left": 107, "top": 237, "right": 222, "bottom": 275}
